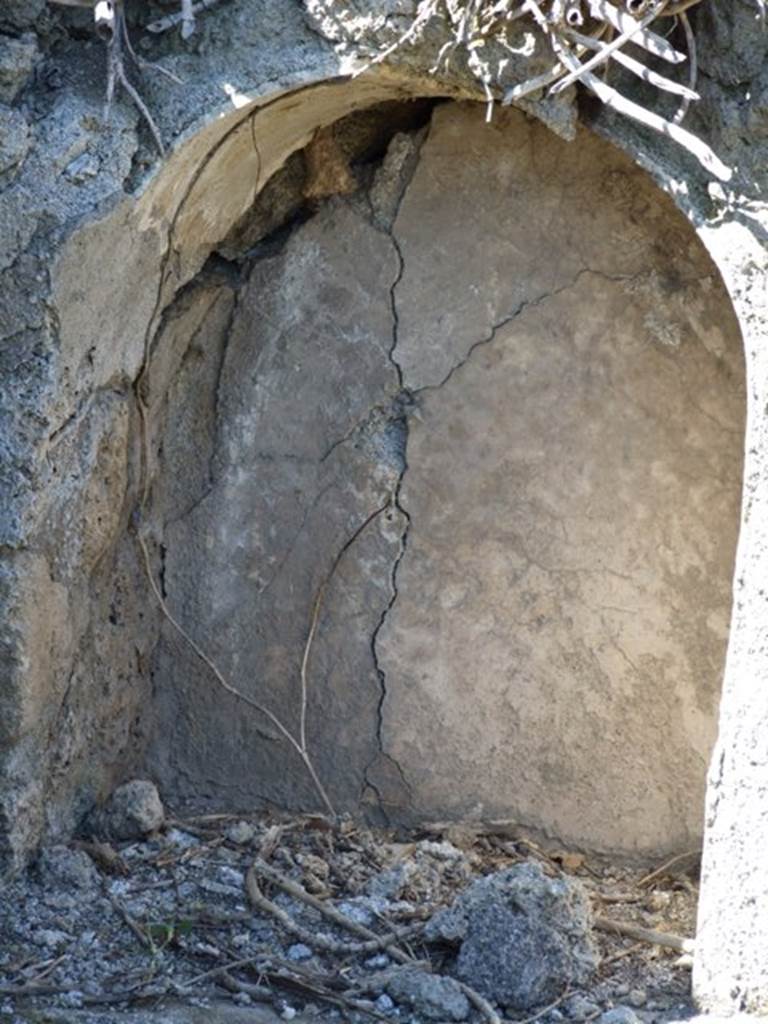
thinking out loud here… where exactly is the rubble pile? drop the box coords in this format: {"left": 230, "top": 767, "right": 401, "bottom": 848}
{"left": 0, "top": 782, "right": 697, "bottom": 1024}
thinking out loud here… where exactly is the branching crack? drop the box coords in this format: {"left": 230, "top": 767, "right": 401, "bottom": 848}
{"left": 415, "top": 266, "right": 648, "bottom": 396}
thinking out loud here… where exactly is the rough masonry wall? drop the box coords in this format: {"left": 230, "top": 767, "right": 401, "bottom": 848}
{"left": 143, "top": 103, "right": 744, "bottom": 857}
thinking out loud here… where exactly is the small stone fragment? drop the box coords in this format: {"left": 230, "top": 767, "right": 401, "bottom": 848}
{"left": 367, "top": 860, "right": 414, "bottom": 901}
{"left": 426, "top": 862, "right": 598, "bottom": 1011}
{"left": 38, "top": 845, "right": 99, "bottom": 890}
{"left": 97, "top": 779, "right": 165, "bottom": 840}
{"left": 628, "top": 989, "right": 646, "bottom": 1008}
{"left": 374, "top": 993, "right": 395, "bottom": 1014}
{"left": 364, "top": 953, "right": 391, "bottom": 969}
{"left": 287, "top": 943, "right": 313, "bottom": 961}
{"left": 599, "top": 1007, "right": 642, "bottom": 1024}
{"left": 35, "top": 928, "right": 72, "bottom": 948}
{"left": 566, "top": 995, "right": 602, "bottom": 1020}
{"left": 645, "top": 890, "right": 671, "bottom": 912}
{"left": 386, "top": 968, "right": 470, "bottom": 1022}
{"left": 226, "top": 820, "right": 256, "bottom": 844}
{"left": 63, "top": 152, "right": 100, "bottom": 184}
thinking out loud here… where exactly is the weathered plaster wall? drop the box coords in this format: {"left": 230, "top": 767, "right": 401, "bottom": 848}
{"left": 139, "top": 102, "right": 743, "bottom": 857}
{"left": 0, "top": 23, "right": 766, "bottom": 1009}
{"left": 379, "top": 105, "right": 744, "bottom": 852}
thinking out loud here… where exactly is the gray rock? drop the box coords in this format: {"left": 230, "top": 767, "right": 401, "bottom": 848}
{"left": 386, "top": 968, "right": 470, "bottom": 1022}
{"left": 63, "top": 151, "right": 101, "bottom": 184}
{"left": 97, "top": 780, "right": 165, "bottom": 840}
{"left": 38, "top": 845, "right": 99, "bottom": 890}
{"left": 0, "top": 33, "right": 38, "bottom": 103}
{"left": 426, "top": 863, "right": 598, "bottom": 1011}
{"left": 287, "top": 944, "right": 313, "bottom": 961}
{"left": 374, "top": 993, "right": 395, "bottom": 1014}
{"left": 565, "top": 995, "right": 602, "bottom": 1021}
{"left": 366, "top": 861, "right": 414, "bottom": 901}
{"left": 35, "top": 927, "right": 72, "bottom": 948}
{"left": 628, "top": 989, "right": 646, "bottom": 1008}
{"left": 599, "top": 1008, "right": 642, "bottom": 1024}
{"left": 226, "top": 821, "right": 256, "bottom": 845}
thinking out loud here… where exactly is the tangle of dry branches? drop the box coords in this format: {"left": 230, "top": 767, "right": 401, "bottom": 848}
{"left": 359, "top": 0, "right": 765, "bottom": 181}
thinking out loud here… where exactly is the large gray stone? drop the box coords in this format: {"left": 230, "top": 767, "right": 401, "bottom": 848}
{"left": 426, "top": 863, "right": 598, "bottom": 1011}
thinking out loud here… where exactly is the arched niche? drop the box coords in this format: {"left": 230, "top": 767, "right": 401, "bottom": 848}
{"left": 45, "top": 73, "right": 745, "bottom": 860}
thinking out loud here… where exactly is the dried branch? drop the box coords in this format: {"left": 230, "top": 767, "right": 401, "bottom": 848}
{"left": 672, "top": 11, "right": 697, "bottom": 124}
{"left": 593, "top": 915, "right": 695, "bottom": 954}
{"left": 146, "top": 0, "right": 227, "bottom": 35}
{"left": 563, "top": 28, "right": 698, "bottom": 100}
{"left": 251, "top": 858, "right": 413, "bottom": 964}
{"left": 245, "top": 865, "right": 425, "bottom": 956}
{"left": 550, "top": 0, "right": 670, "bottom": 95}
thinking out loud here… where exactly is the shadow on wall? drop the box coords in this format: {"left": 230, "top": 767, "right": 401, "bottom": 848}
{"left": 21, "top": 86, "right": 744, "bottom": 872}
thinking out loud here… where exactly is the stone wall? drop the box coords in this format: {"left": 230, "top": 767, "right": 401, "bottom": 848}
{"left": 0, "top": 0, "right": 765, "bottom": 896}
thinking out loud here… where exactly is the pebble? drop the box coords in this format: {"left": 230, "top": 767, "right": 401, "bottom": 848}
{"left": 612, "top": 984, "right": 630, "bottom": 998}
{"left": 599, "top": 1007, "right": 642, "bottom": 1024}
{"left": 365, "top": 953, "right": 391, "bottom": 969}
{"left": 281, "top": 1004, "right": 298, "bottom": 1020}
{"left": 337, "top": 900, "right": 376, "bottom": 926}
{"left": 375, "top": 993, "right": 395, "bottom": 1013}
{"left": 166, "top": 828, "right": 200, "bottom": 849}
{"left": 566, "top": 995, "right": 602, "bottom": 1021}
{"left": 63, "top": 151, "right": 100, "bottom": 184}
{"left": 98, "top": 779, "right": 165, "bottom": 840}
{"left": 218, "top": 866, "right": 245, "bottom": 887}
{"left": 628, "top": 989, "right": 646, "bottom": 1007}
{"left": 58, "top": 991, "right": 84, "bottom": 1008}
{"left": 35, "top": 928, "right": 71, "bottom": 948}
{"left": 287, "top": 943, "right": 313, "bottom": 961}
{"left": 233, "top": 991, "right": 252, "bottom": 1005}
{"left": 418, "top": 840, "right": 464, "bottom": 861}
{"left": 645, "top": 891, "right": 671, "bottom": 912}
{"left": 226, "top": 820, "right": 256, "bottom": 845}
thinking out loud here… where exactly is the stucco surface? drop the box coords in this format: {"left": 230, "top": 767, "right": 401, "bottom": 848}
{"left": 134, "top": 103, "right": 744, "bottom": 857}
{"left": 376, "top": 106, "right": 745, "bottom": 853}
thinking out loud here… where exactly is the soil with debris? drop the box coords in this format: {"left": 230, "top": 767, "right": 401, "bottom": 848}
{"left": 0, "top": 786, "right": 698, "bottom": 1024}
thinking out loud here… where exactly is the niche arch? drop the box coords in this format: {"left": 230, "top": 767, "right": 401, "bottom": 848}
{"left": 47, "top": 68, "right": 745, "bottom": 860}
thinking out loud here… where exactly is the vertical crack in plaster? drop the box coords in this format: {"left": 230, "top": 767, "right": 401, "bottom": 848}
{"left": 364, "top": 225, "right": 415, "bottom": 816}
{"left": 363, "top": 262, "right": 649, "bottom": 814}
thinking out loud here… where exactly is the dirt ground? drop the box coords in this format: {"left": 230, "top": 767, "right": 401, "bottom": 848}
{"left": 0, "top": 810, "right": 699, "bottom": 1024}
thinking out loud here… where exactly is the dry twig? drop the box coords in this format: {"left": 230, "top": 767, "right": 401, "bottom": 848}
{"left": 245, "top": 864, "right": 425, "bottom": 957}
{"left": 593, "top": 915, "right": 695, "bottom": 954}
{"left": 637, "top": 849, "right": 699, "bottom": 888}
